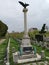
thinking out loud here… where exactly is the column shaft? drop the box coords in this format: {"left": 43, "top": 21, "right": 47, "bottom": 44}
{"left": 24, "top": 12, "right": 28, "bottom": 35}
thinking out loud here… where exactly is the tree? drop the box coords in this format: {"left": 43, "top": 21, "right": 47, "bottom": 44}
{"left": 0, "top": 20, "right": 8, "bottom": 38}
{"left": 39, "top": 24, "right": 46, "bottom": 34}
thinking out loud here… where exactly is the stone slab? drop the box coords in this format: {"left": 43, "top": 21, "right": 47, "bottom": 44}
{"left": 13, "top": 53, "right": 41, "bottom": 63}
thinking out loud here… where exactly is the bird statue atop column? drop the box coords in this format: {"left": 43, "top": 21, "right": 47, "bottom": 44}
{"left": 19, "top": 1, "right": 29, "bottom": 8}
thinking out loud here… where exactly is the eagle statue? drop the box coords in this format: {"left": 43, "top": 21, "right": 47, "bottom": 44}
{"left": 19, "top": 1, "right": 29, "bottom": 8}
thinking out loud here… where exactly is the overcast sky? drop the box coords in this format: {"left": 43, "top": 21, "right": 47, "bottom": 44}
{"left": 0, "top": 0, "right": 49, "bottom": 32}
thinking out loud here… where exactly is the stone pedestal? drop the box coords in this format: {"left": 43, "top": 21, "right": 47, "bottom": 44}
{"left": 6, "top": 62, "right": 10, "bottom": 65}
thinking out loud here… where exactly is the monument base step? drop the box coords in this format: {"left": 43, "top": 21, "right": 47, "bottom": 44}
{"left": 19, "top": 54, "right": 37, "bottom": 59}
{"left": 13, "top": 52, "right": 41, "bottom": 63}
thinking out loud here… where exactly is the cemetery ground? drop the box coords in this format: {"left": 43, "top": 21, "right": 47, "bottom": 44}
{"left": 0, "top": 37, "right": 49, "bottom": 65}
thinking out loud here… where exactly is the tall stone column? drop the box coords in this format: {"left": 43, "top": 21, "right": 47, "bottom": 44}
{"left": 21, "top": 8, "right": 31, "bottom": 47}
{"left": 23, "top": 8, "right": 28, "bottom": 37}
{"left": 19, "top": 1, "right": 32, "bottom": 54}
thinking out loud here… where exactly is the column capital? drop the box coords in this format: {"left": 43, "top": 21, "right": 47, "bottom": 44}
{"left": 23, "top": 8, "right": 28, "bottom": 12}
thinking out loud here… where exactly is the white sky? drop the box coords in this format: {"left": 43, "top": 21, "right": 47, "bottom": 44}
{"left": 0, "top": 0, "right": 49, "bottom": 32}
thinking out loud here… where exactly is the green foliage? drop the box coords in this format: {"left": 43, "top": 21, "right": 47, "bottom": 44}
{"left": 45, "top": 32, "right": 49, "bottom": 37}
{"left": 0, "top": 39, "right": 8, "bottom": 65}
{"left": 9, "top": 32, "right": 23, "bottom": 39}
{"left": 29, "top": 30, "right": 39, "bottom": 39}
{"left": 0, "top": 20, "right": 8, "bottom": 38}
{"left": 32, "top": 43, "right": 49, "bottom": 57}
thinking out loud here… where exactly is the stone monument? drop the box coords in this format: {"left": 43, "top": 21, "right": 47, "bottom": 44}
{"left": 19, "top": 1, "right": 32, "bottom": 54}
{"left": 13, "top": 1, "right": 41, "bottom": 63}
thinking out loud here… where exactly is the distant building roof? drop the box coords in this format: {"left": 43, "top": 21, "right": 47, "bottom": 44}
{"left": 29, "top": 28, "right": 38, "bottom": 32}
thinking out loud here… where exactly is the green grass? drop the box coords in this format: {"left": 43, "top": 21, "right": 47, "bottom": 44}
{"left": 32, "top": 43, "right": 49, "bottom": 63}
{"left": 10, "top": 38, "right": 20, "bottom": 65}
{"left": 0, "top": 39, "right": 8, "bottom": 65}
{"left": 32, "top": 43, "right": 49, "bottom": 57}
{"left": 45, "top": 49, "right": 49, "bottom": 57}
{"left": 32, "top": 44, "right": 42, "bottom": 54}
{"left": 39, "top": 63, "right": 44, "bottom": 65}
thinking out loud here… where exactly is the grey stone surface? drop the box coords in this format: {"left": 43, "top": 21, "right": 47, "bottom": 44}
{"left": 44, "top": 61, "right": 48, "bottom": 65}
{"left": 6, "top": 62, "right": 10, "bottom": 65}
{"left": 33, "top": 63, "right": 37, "bottom": 65}
{"left": 6, "top": 38, "right": 10, "bottom": 65}
{"left": 41, "top": 50, "right": 45, "bottom": 59}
